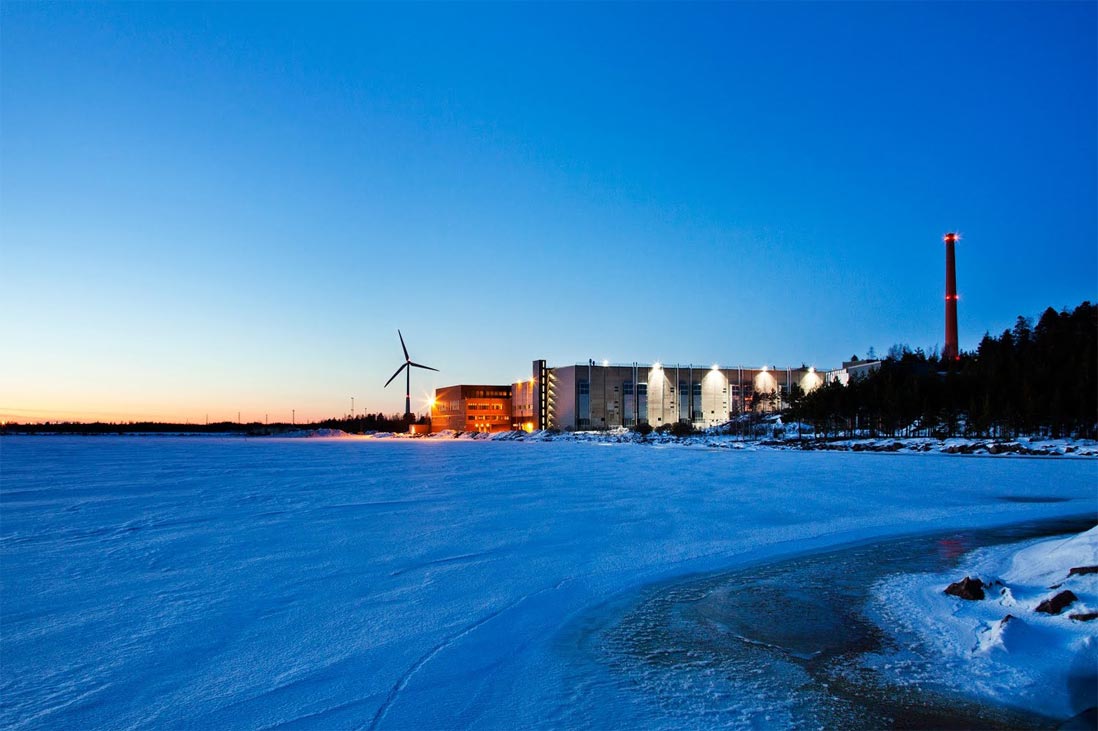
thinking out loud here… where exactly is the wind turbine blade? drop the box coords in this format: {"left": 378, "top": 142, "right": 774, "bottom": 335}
{"left": 398, "top": 330, "right": 409, "bottom": 361}
{"left": 384, "top": 363, "right": 408, "bottom": 387}
{"left": 408, "top": 362, "right": 439, "bottom": 372}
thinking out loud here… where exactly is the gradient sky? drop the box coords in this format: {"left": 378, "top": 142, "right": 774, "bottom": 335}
{"left": 2, "top": 2, "right": 1095, "bottom": 423}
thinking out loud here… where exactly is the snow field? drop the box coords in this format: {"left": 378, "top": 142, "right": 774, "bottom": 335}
{"left": 1, "top": 436, "right": 1095, "bottom": 729}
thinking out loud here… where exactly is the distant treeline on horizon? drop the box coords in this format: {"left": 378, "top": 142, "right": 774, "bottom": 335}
{"left": 1, "top": 412, "right": 428, "bottom": 435}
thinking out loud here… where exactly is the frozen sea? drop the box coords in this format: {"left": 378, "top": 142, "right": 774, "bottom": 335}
{"left": 2, "top": 436, "right": 1095, "bottom": 730}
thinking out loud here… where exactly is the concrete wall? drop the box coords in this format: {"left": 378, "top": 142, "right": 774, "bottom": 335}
{"left": 548, "top": 366, "right": 576, "bottom": 431}
{"left": 548, "top": 363, "right": 829, "bottom": 431}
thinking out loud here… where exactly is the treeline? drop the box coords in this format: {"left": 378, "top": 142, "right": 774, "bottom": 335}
{"left": 2, "top": 412, "right": 428, "bottom": 435}
{"left": 791, "top": 301, "right": 1097, "bottom": 439}
{"left": 315, "top": 413, "right": 429, "bottom": 433}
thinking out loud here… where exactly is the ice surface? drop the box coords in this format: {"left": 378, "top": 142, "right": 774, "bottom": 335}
{"left": 1, "top": 436, "right": 1095, "bottom": 729}
{"left": 867, "top": 528, "right": 1098, "bottom": 719}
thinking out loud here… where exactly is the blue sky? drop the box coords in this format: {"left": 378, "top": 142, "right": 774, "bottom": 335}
{"left": 2, "top": 2, "right": 1095, "bottom": 422}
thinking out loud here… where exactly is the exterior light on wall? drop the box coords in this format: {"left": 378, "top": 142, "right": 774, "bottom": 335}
{"left": 602, "top": 359, "right": 609, "bottom": 367}
{"left": 711, "top": 363, "right": 720, "bottom": 371}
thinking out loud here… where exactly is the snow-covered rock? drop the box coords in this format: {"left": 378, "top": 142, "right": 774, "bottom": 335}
{"left": 868, "top": 527, "right": 1098, "bottom": 720}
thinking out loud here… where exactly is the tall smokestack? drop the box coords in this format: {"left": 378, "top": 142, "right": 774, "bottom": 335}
{"left": 943, "top": 232, "right": 960, "bottom": 360}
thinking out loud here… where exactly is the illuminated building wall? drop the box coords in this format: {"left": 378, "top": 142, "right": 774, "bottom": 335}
{"left": 510, "top": 378, "right": 536, "bottom": 432}
{"left": 430, "top": 384, "right": 512, "bottom": 434}
{"left": 432, "top": 361, "right": 831, "bottom": 433}
{"left": 546, "top": 362, "right": 826, "bottom": 431}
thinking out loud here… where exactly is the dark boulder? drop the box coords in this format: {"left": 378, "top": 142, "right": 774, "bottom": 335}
{"left": 944, "top": 576, "right": 985, "bottom": 600}
{"left": 1068, "top": 612, "right": 1098, "bottom": 622}
{"left": 1068, "top": 566, "right": 1098, "bottom": 578}
{"left": 1035, "top": 590, "right": 1078, "bottom": 615}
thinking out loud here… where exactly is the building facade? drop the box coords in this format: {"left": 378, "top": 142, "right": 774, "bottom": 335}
{"left": 430, "top": 384, "right": 513, "bottom": 434}
{"left": 824, "top": 358, "right": 882, "bottom": 387}
{"left": 432, "top": 359, "right": 829, "bottom": 434}
{"left": 544, "top": 361, "right": 825, "bottom": 431}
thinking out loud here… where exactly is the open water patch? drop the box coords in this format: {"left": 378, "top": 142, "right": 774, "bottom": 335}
{"left": 580, "top": 516, "right": 1094, "bottom": 729}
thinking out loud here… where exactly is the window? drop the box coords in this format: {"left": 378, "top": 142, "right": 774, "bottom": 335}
{"left": 578, "top": 379, "right": 590, "bottom": 424}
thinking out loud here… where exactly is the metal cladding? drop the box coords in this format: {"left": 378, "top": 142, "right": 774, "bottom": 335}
{"left": 943, "top": 233, "right": 960, "bottom": 360}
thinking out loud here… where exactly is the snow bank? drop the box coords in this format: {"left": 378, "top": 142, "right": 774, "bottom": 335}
{"left": 867, "top": 527, "right": 1098, "bottom": 720}
{"left": 424, "top": 428, "right": 1098, "bottom": 457}
{"left": 277, "top": 428, "right": 352, "bottom": 438}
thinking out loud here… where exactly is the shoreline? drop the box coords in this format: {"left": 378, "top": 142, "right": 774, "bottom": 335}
{"left": 5, "top": 429, "right": 1097, "bottom": 458}
{"left": 580, "top": 516, "right": 1096, "bottom": 729}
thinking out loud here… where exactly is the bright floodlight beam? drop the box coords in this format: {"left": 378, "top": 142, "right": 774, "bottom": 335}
{"left": 384, "top": 330, "right": 439, "bottom": 419}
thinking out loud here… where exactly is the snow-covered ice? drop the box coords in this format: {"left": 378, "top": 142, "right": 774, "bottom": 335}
{"left": 1, "top": 435, "right": 1095, "bottom": 729}
{"left": 867, "top": 527, "right": 1098, "bottom": 720}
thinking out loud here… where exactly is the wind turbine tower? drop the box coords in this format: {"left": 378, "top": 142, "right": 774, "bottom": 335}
{"left": 384, "top": 330, "right": 439, "bottom": 419}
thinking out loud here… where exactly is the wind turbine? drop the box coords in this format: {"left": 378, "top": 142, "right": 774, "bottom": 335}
{"left": 384, "top": 330, "right": 439, "bottom": 420}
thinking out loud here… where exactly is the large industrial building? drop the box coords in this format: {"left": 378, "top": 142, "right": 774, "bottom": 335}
{"left": 430, "top": 359, "right": 829, "bottom": 434}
